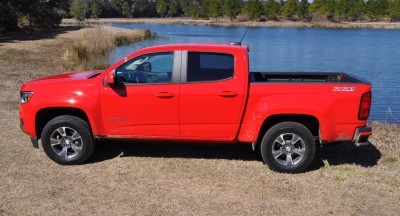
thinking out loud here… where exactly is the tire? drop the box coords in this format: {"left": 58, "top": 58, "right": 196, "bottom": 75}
{"left": 41, "top": 115, "right": 95, "bottom": 165}
{"left": 260, "top": 122, "right": 315, "bottom": 173}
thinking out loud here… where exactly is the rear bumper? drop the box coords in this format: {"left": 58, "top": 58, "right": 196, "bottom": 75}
{"left": 353, "top": 126, "right": 372, "bottom": 146}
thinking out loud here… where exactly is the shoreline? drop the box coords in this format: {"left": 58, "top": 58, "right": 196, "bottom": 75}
{"left": 63, "top": 18, "right": 400, "bottom": 30}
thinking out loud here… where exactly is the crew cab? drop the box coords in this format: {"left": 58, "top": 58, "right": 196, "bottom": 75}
{"left": 19, "top": 43, "right": 372, "bottom": 173}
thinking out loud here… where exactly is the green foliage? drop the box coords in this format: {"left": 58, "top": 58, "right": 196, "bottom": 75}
{"left": 168, "top": 0, "right": 181, "bottom": 17}
{"left": 91, "top": 3, "right": 102, "bottom": 19}
{"left": 282, "top": 0, "right": 297, "bottom": 20}
{"left": 265, "top": 0, "right": 281, "bottom": 20}
{"left": 157, "top": 0, "right": 169, "bottom": 17}
{"left": 309, "top": 0, "right": 323, "bottom": 14}
{"left": 209, "top": 0, "right": 222, "bottom": 19}
{"left": 383, "top": 156, "right": 398, "bottom": 163}
{"left": 0, "top": 1, "right": 18, "bottom": 31}
{"left": 131, "top": 0, "right": 157, "bottom": 17}
{"left": 121, "top": 1, "right": 131, "bottom": 18}
{"left": 70, "top": 0, "right": 87, "bottom": 22}
{"left": 200, "top": 0, "right": 211, "bottom": 18}
{"left": 335, "top": 0, "right": 349, "bottom": 21}
{"left": 347, "top": 0, "right": 365, "bottom": 21}
{"left": 366, "top": 0, "right": 389, "bottom": 21}
{"left": 388, "top": 0, "right": 400, "bottom": 21}
{"left": 242, "top": 0, "right": 264, "bottom": 19}
{"left": 309, "top": 0, "right": 335, "bottom": 20}
{"left": 0, "top": 0, "right": 63, "bottom": 30}
{"left": 2, "top": 0, "right": 398, "bottom": 31}
{"left": 188, "top": 1, "right": 201, "bottom": 19}
{"left": 297, "top": 0, "right": 310, "bottom": 19}
{"left": 223, "top": 0, "right": 241, "bottom": 21}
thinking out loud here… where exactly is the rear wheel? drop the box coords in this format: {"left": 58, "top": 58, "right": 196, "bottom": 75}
{"left": 41, "top": 115, "right": 95, "bottom": 165}
{"left": 261, "top": 122, "right": 315, "bottom": 173}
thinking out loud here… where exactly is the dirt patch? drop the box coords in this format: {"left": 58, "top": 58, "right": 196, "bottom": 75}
{"left": 0, "top": 28, "right": 399, "bottom": 215}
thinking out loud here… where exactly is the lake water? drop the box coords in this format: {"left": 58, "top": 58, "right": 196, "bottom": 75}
{"left": 107, "top": 23, "right": 400, "bottom": 123}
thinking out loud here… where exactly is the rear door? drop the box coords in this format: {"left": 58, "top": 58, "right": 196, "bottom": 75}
{"left": 179, "top": 51, "right": 246, "bottom": 141}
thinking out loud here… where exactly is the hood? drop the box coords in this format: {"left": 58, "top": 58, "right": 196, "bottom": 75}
{"left": 20, "top": 70, "right": 104, "bottom": 91}
{"left": 34, "top": 71, "right": 103, "bottom": 81}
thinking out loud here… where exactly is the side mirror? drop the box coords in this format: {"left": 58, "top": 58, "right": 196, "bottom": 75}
{"left": 105, "top": 70, "right": 115, "bottom": 86}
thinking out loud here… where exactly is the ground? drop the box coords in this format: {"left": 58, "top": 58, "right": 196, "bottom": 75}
{"left": 0, "top": 26, "right": 399, "bottom": 215}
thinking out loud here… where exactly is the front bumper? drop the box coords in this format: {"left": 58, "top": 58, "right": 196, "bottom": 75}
{"left": 353, "top": 126, "right": 372, "bottom": 146}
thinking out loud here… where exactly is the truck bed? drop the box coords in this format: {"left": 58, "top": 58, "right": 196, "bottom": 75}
{"left": 250, "top": 72, "right": 368, "bottom": 83}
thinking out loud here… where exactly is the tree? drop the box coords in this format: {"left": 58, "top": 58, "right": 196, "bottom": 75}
{"left": 167, "top": 0, "right": 181, "bottom": 17}
{"left": 297, "top": 0, "right": 310, "bottom": 19}
{"left": 0, "top": 0, "right": 18, "bottom": 31}
{"left": 223, "top": 0, "right": 241, "bottom": 21}
{"left": 309, "top": 0, "right": 323, "bottom": 14}
{"left": 157, "top": 0, "right": 169, "bottom": 17}
{"left": 122, "top": 1, "right": 131, "bottom": 18}
{"left": 188, "top": 1, "right": 201, "bottom": 18}
{"left": 70, "top": 0, "right": 87, "bottom": 22}
{"left": 335, "top": 0, "right": 349, "bottom": 21}
{"left": 179, "top": 0, "right": 191, "bottom": 16}
{"left": 282, "top": 0, "right": 297, "bottom": 20}
{"left": 91, "top": 3, "right": 102, "bottom": 18}
{"left": 366, "top": 0, "right": 389, "bottom": 21}
{"left": 347, "top": 0, "right": 365, "bottom": 21}
{"left": 200, "top": 0, "right": 211, "bottom": 18}
{"left": 265, "top": 0, "right": 281, "bottom": 20}
{"left": 242, "top": 0, "right": 264, "bottom": 20}
{"left": 131, "top": 0, "right": 157, "bottom": 17}
{"left": 388, "top": 0, "right": 400, "bottom": 21}
{"left": 209, "top": 0, "right": 222, "bottom": 19}
{"left": 324, "top": 0, "right": 336, "bottom": 20}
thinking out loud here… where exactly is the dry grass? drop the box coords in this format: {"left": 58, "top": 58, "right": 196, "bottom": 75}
{"left": 0, "top": 28, "right": 400, "bottom": 215}
{"left": 64, "top": 27, "right": 152, "bottom": 70}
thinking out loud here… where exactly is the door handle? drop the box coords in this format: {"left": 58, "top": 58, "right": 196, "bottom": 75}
{"left": 219, "top": 91, "right": 238, "bottom": 97}
{"left": 156, "top": 92, "right": 175, "bottom": 98}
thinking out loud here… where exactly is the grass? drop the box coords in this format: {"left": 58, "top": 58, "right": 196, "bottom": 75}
{"left": 0, "top": 28, "right": 400, "bottom": 215}
{"left": 383, "top": 156, "right": 397, "bottom": 164}
{"left": 65, "top": 27, "right": 153, "bottom": 70}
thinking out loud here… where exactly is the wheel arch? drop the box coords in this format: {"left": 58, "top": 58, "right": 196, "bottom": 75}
{"left": 255, "top": 114, "right": 320, "bottom": 151}
{"left": 35, "top": 107, "right": 91, "bottom": 139}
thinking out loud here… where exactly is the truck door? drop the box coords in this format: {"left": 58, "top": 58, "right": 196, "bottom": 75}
{"left": 100, "top": 51, "right": 182, "bottom": 138}
{"left": 179, "top": 51, "right": 246, "bottom": 141}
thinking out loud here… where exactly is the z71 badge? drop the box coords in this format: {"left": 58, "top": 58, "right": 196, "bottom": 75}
{"left": 333, "top": 87, "right": 355, "bottom": 92}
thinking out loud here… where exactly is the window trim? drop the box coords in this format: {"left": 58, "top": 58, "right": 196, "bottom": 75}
{"left": 181, "top": 51, "right": 236, "bottom": 84}
{"left": 114, "top": 51, "right": 181, "bottom": 86}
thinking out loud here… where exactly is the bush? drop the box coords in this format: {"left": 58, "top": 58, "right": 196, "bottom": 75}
{"left": 144, "top": 29, "right": 152, "bottom": 39}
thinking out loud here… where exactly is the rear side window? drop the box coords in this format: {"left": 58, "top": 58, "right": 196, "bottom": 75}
{"left": 187, "top": 52, "right": 234, "bottom": 82}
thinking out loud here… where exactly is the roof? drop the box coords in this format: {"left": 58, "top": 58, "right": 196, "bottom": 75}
{"left": 137, "top": 43, "right": 249, "bottom": 53}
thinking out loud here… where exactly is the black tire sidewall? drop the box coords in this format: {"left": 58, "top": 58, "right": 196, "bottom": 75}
{"left": 41, "top": 116, "right": 94, "bottom": 165}
{"left": 261, "top": 122, "right": 315, "bottom": 173}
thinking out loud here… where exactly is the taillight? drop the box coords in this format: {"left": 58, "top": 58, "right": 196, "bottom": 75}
{"left": 359, "top": 92, "right": 372, "bottom": 120}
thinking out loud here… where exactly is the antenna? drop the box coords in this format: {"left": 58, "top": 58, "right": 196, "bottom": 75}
{"left": 230, "top": 31, "right": 247, "bottom": 46}
{"left": 240, "top": 31, "right": 247, "bottom": 43}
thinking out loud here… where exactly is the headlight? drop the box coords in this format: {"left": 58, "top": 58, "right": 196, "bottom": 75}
{"left": 20, "top": 91, "right": 33, "bottom": 104}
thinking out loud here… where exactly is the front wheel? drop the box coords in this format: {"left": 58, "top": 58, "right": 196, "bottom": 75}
{"left": 41, "top": 115, "right": 95, "bottom": 165}
{"left": 261, "top": 122, "right": 315, "bottom": 173}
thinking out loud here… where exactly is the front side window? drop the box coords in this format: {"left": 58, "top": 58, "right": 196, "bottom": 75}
{"left": 115, "top": 52, "right": 173, "bottom": 84}
{"left": 187, "top": 52, "right": 234, "bottom": 82}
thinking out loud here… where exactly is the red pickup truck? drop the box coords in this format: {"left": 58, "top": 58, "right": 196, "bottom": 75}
{"left": 19, "top": 43, "right": 372, "bottom": 173}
